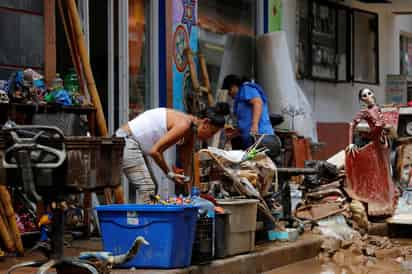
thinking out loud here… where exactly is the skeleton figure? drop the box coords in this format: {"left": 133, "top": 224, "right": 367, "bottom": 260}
{"left": 345, "top": 88, "right": 397, "bottom": 216}
{"left": 359, "top": 87, "right": 376, "bottom": 107}
{"left": 0, "top": 90, "right": 9, "bottom": 104}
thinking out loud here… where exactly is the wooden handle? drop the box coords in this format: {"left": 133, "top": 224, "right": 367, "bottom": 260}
{"left": 114, "top": 185, "right": 125, "bottom": 204}
{"left": 193, "top": 152, "right": 200, "bottom": 188}
{"left": 0, "top": 199, "right": 14, "bottom": 252}
{"left": 66, "top": 0, "right": 108, "bottom": 136}
{"left": 184, "top": 48, "right": 201, "bottom": 91}
{"left": 0, "top": 186, "right": 23, "bottom": 255}
{"left": 198, "top": 52, "right": 213, "bottom": 106}
{"left": 57, "top": 0, "right": 86, "bottom": 98}
{"left": 198, "top": 52, "right": 211, "bottom": 91}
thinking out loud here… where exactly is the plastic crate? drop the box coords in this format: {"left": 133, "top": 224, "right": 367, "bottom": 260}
{"left": 64, "top": 137, "right": 101, "bottom": 190}
{"left": 191, "top": 217, "right": 214, "bottom": 264}
{"left": 216, "top": 199, "right": 259, "bottom": 257}
{"left": 99, "top": 137, "right": 124, "bottom": 187}
{"left": 215, "top": 212, "right": 231, "bottom": 259}
{"left": 96, "top": 204, "right": 198, "bottom": 269}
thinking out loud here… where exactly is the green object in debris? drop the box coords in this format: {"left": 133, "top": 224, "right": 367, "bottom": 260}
{"left": 44, "top": 91, "right": 56, "bottom": 103}
{"left": 64, "top": 68, "right": 80, "bottom": 94}
{"left": 244, "top": 147, "right": 269, "bottom": 161}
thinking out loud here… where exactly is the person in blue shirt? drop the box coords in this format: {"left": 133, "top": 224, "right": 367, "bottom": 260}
{"left": 222, "top": 75, "right": 281, "bottom": 161}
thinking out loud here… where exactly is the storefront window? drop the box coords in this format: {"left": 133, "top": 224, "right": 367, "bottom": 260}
{"left": 400, "top": 35, "right": 412, "bottom": 76}
{"left": 0, "top": 2, "right": 43, "bottom": 79}
{"left": 297, "top": 1, "right": 378, "bottom": 84}
{"left": 129, "top": 0, "right": 150, "bottom": 119}
{"left": 198, "top": 0, "right": 256, "bottom": 92}
{"left": 353, "top": 10, "right": 378, "bottom": 84}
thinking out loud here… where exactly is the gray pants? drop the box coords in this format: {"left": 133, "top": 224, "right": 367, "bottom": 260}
{"left": 117, "top": 129, "right": 156, "bottom": 204}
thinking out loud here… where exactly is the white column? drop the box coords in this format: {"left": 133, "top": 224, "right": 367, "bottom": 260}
{"left": 118, "top": 0, "right": 130, "bottom": 125}
{"left": 119, "top": 0, "right": 130, "bottom": 202}
{"left": 150, "top": 0, "right": 160, "bottom": 108}
{"left": 257, "top": 0, "right": 265, "bottom": 35}
{"left": 78, "top": 0, "right": 90, "bottom": 54}
{"left": 108, "top": 0, "right": 115, "bottom": 134}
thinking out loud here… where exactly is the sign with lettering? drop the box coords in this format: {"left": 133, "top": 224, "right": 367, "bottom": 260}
{"left": 386, "top": 75, "right": 407, "bottom": 104}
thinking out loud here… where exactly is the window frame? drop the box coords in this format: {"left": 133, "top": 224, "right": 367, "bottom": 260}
{"left": 0, "top": 4, "right": 44, "bottom": 73}
{"left": 299, "top": 0, "right": 379, "bottom": 85}
{"left": 351, "top": 8, "right": 379, "bottom": 85}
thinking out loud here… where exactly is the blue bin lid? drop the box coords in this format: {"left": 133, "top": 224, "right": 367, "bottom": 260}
{"left": 95, "top": 204, "right": 198, "bottom": 212}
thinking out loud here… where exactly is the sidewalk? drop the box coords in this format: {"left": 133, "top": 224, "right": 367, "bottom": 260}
{"left": 112, "top": 234, "right": 323, "bottom": 274}
{"left": 0, "top": 234, "right": 323, "bottom": 274}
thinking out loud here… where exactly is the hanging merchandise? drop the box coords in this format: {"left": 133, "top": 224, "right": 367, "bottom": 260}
{"left": 256, "top": 31, "right": 318, "bottom": 141}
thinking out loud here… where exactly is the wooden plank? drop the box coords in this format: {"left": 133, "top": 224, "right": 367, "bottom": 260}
{"left": 44, "top": 0, "right": 56, "bottom": 86}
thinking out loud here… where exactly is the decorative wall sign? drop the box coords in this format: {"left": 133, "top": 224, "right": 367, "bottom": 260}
{"left": 181, "top": 0, "right": 197, "bottom": 35}
{"left": 172, "top": 0, "right": 198, "bottom": 111}
{"left": 173, "top": 25, "right": 189, "bottom": 72}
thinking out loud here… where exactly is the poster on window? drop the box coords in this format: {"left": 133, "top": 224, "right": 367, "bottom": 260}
{"left": 386, "top": 74, "right": 408, "bottom": 105}
{"left": 268, "top": 0, "right": 282, "bottom": 32}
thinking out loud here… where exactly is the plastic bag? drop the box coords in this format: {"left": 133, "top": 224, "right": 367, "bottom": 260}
{"left": 317, "top": 215, "right": 358, "bottom": 241}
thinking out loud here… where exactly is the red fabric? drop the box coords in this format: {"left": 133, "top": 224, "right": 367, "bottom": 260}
{"left": 200, "top": 194, "right": 217, "bottom": 205}
{"left": 345, "top": 142, "right": 396, "bottom": 216}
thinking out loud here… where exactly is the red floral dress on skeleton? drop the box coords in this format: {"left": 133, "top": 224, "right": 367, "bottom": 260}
{"left": 345, "top": 105, "right": 397, "bottom": 216}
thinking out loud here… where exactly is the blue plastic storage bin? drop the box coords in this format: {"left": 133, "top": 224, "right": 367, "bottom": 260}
{"left": 95, "top": 204, "right": 198, "bottom": 269}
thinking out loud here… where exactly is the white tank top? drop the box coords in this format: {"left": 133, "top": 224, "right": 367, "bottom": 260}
{"left": 128, "top": 108, "right": 168, "bottom": 154}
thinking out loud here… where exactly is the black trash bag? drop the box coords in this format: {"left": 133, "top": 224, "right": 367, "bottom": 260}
{"left": 303, "top": 160, "right": 339, "bottom": 188}
{"left": 269, "top": 113, "right": 284, "bottom": 127}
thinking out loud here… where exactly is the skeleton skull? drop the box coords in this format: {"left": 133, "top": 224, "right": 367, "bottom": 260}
{"left": 359, "top": 88, "right": 376, "bottom": 107}
{"left": 0, "top": 90, "right": 9, "bottom": 104}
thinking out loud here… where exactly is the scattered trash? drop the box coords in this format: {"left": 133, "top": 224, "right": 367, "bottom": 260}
{"left": 317, "top": 215, "right": 359, "bottom": 241}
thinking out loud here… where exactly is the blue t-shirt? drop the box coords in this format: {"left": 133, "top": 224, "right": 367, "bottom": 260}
{"left": 234, "top": 82, "right": 274, "bottom": 147}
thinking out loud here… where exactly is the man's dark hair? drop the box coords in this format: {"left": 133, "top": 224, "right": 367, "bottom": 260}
{"left": 222, "top": 74, "right": 241, "bottom": 90}
{"left": 202, "top": 102, "right": 230, "bottom": 127}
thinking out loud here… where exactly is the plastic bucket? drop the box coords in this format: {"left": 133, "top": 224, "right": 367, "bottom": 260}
{"left": 64, "top": 137, "right": 101, "bottom": 190}
{"left": 96, "top": 204, "right": 198, "bottom": 269}
{"left": 99, "top": 137, "right": 124, "bottom": 187}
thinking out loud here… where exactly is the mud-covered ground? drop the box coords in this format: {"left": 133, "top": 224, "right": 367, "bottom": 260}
{"left": 267, "top": 236, "right": 412, "bottom": 274}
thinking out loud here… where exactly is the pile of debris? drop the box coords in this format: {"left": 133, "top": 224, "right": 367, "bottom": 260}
{"left": 318, "top": 233, "right": 412, "bottom": 274}
{"left": 294, "top": 157, "right": 383, "bottom": 236}
{"left": 294, "top": 160, "right": 350, "bottom": 222}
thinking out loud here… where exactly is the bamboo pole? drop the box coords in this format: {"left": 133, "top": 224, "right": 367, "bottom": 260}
{"left": 0, "top": 197, "right": 9, "bottom": 229}
{"left": 0, "top": 195, "right": 14, "bottom": 252}
{"left": 193, "top": 152, "right": 200, "bottom": 188}
{"left": 184, "top": 48, "right": 201, "bottom": 91}
{"left": 0, "top": 186, "right": 23, "bottom": 255}
{"left": 65, "top": 0, "right": 108, "bottom": 136}
{"left": 104, "top": 188, "right": 113, "bottom": 204}
{"left": 57, "top": 0, "right": 86, "bottom": 97}
{"left": 44, "top": 0, "right": 56, "bottom": 86}
{"left": 0, "top": 208, "right": 14, "bottom": 252}
{"left": 198, "top": 52, "right": 214, "bottom": 106}
{"left": 113, "top": 185, "right": 125, "bottom": 204}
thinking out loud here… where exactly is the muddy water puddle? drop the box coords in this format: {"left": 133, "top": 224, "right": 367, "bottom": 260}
{"left": 265, "top": 257, "right": 408, "bottom": 274}
{"left": 266, "top": 238, "right": 412, "bottom": 274}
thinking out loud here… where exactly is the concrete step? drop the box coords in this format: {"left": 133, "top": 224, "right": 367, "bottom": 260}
{"left": 112, "top": 235, "right": 323, "bottom": 274}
